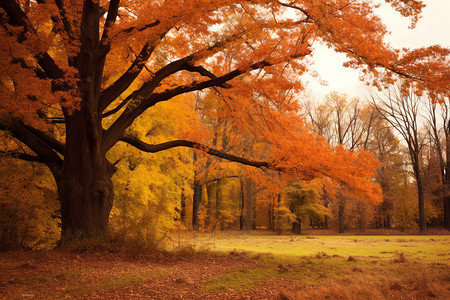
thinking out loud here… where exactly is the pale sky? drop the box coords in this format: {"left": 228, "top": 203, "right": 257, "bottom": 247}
{"left": 306, "top": 1, "right": 450, "bottom": 102}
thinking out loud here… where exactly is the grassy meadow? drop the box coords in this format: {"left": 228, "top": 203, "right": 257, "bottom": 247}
{"left": 2, "top": 231, "right": 449, "bottom": 299}
{"left": 186, "top": 231, "right": 450, "bottom": 260}
{"left": 169, "top": 231, "right": 450, "bottom": 299}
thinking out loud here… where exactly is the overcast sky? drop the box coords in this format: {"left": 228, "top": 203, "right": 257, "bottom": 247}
{"left": 305, "top": 1, "right": 450, "bottom": 102}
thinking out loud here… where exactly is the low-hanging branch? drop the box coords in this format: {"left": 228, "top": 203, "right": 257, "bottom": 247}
{"left": 0, "top": 150, "right": 43, "bottom": 163}
{"left": 121, "top": 134, "right": 272, "bottom": 169}
{"left": 0, "top": 121, "right": 62, "bottom": 177}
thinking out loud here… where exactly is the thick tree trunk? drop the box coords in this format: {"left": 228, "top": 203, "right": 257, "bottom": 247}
{"left": 58, "top": 166, "right": 113, "bottom": 238}
{"left": 56, "top": 0, "right": 114, "bottom": 240}
{"left": 58, "top": 113, "right": 114, "bottom": 239}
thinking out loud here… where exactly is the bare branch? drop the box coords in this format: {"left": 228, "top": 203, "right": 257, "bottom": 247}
{"left": 0, "top": 150, "right": 43, "bottom": 163}
{"left": 103, "top": 49, "right": 310, "bottom": 151}
{"left": 100, "top": 30, "right": 243, "bottom": 112}
{"left": 0, "top": 120, "right": 63, "bottom": 178}
{"left": 54, "top": 0, "right": 75, "bottom": 40}
{"left": 100, "top": 0, "right": 120, "bottom": 44}
{"left": 120, "top": 134, "right": 271, "bottom": 169}
{"left": 121, "top": 19, "right": 161, "bottom": 34}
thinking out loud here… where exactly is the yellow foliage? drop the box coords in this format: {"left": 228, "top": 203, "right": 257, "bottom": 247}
{"left": 0, "top": 158, "right": 59, "bottom": 250}
{"left": 107, "top": 95, "right": 195, "bottom": 246}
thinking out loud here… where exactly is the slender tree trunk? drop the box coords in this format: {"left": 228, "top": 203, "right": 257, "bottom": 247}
{"left": 252, "top": 194, "right": 257, "bottom": 230}
{"left": 276, "top": 194, "right": 282, "bottom": 235}
{"left": 216, "top": 179, "right": 224, "bottom": 230}
{"left": 268, "top": 198, "right": 274, "bottom": 231}
{"left": 444, "top": 138, "right": 450, "bottom": 229}
{"left": 444, "top": 193, "right": 450, "bottom": 229}
{"left": 338, "top": 202, "right": 345, "bottom": 233}
{"left": 246, "top": 177, "right": 252, "bottom": 232}
{"left": 192, "top": 183, "right": 202, "bottom": 230}
{"left": 240, "top": 179, "right": 244, "bottom": 230}
{"left": 411, "top": 151, "right": 426, "bottom": 232}
{"left": 180, "top": 189, "right": 186, "bottom": 222}
{"left": 416, "top": 174, "right": 426, "bottom": 232}
{"left": 323, "top": 187, "right": 329, "bottom": 229}
{"left": 292, "top": 218, "right": 301, "bottom": 234}
{"left": 205, "top": 182, "right": 215, "bottom": 228}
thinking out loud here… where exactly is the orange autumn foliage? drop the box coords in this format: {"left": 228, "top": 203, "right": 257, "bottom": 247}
{"left": 0, "top": 0, "right": 447, "bottom": 237}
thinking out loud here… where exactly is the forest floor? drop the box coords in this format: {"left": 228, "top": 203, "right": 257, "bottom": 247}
{"left": 1, "top": 232, "right": 449, "bottom": 299}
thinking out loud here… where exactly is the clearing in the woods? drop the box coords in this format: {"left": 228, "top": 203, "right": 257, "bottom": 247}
{"left": 1, "top": 232, "right": 449, "bottom": 299}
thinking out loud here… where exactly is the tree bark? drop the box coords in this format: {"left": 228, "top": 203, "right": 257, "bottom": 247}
{"left": 246, "top": 177, "right": 252, "bottom": 232}
{"left": 444, "top": 136, "right": 450, "bottom": 229}
{"left": 292, "top": 218, "right": 301, "bottom": 234}
{"left": 180, "top": 189, "right": 186, "bottom": 222}
{"left": 444, "top": 193, "right": 450, "bottom": 229}
{"left": 192, "top": 183, "right": 202, "bottom": 230}
{"left": 415, "top": 167, "right": 426, "bottom": 232}
{"left": 338, "top": 202, "right": 345, "bottom": 233}
{"left": 58, "top": 113, "right": 114, "bottom": 238}
{"left": 240, "top": 180, "right": 245, "bottom": 230}
{"left": 216, "top": 179, "right": 224, "bottom": 230}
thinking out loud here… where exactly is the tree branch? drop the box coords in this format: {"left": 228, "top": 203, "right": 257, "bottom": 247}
{"left": 0, "top": 150, "right": 43, "bottom": 163}
{"left": 54, "top": 0, "right": 75, "bottom": 40}
{"left": 121, "top": 134, "right": 271, "bottom": 169}
{"left": 0, "top": 120, "right": 63, "bottom": 178}
{"left": 99, "top": 39, "right": 162, "bottom": 111}
{"left": 103, "top": 49, "right": 310, "bottom": 151}
{"left": 100, "top": 30, "right": 243, "bottom": 112}
{"left": 1, "top": 0, "right": 65, "bottom": 80}
{"left": 121, "top": 19, "right": 161, "bottom": 34}
{"left": 100, "top": 0, "right": 120, "bottom": 45}
{"left": 21, "top": 124, "right": 66, "bottom": 155}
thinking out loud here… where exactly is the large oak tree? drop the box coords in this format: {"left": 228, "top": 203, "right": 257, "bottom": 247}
{"left": 1, "top": 0, "right": 448, "bottom": 239}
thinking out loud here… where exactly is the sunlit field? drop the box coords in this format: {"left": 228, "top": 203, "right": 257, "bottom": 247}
{"left": 2, "top": 231, "right": 450, "bottom": 299}
{"left": 174, "top": 231, "right": 450, "bottom": 299}
{"left": 185, "top": 231, "right": 450, "bottom": 261}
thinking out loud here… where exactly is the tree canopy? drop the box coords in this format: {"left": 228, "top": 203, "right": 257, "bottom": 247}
{"left": 1, "top": 0, "right": 448, "bottom": 239}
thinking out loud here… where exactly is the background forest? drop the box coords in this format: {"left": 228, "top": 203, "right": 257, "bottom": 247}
{"left": 1, "top": 0, "right": 449, "bottom": 251}
{"left": 2, "top": 88, "right": 449, "bottom": 250}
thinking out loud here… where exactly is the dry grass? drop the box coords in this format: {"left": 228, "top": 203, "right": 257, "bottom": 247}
{"left": 1, "top": 233, "right": 449, "bottom": 299}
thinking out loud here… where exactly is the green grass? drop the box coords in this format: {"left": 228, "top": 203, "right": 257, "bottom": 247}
{"left": 30, "top": 267, "right": 168, "bottom": 298}
{"left": 194, "top": 232, "right": 450, "bottom": 261}
{"left": 68, "top": 272, "right": 154, "bottom": 297}
{"left": 197, "top": 232, "right": 450, "bottom": 298}
{"left": 204, "top": 267, "right": 287, "bottom": 292}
